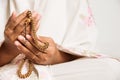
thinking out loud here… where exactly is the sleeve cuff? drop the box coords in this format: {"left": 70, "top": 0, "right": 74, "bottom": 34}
{"left": 56, "top": 44, "right": 107, "bottom": 58}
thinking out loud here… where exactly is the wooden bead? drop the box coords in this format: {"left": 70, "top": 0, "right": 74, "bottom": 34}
{"left": 17, "top": 10, "right": 49, "bottom": 79}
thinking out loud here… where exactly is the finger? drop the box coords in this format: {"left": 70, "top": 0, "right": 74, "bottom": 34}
{"left": 8, "top": 10, "right": 28, "bottom": 30}
{"left": 25, "top": 12, "right": 40, "bottom": 35}
{"left": 14, "top": 10, "right": 28, "bottom": 27}
{"left": 35, "top": 19, "right": 40, "bottom": 31}
{"left": 26, "top": 35, "right": 44, "bottom": 46}
{"left": 20, "top": 12, "right": 40, "bottom": 36}
{"left": 14, "top": 40, "right": 41, "bottom": 64}
{"left": 17, "top": 35, "right": 39, "bottom": 54}
{"left": 37, "top": 36, "right": 53, "bottom": 45}
{"left": 20, "top": 35, "right": 47, "bottom": 61}
{"left": 12, "top": 18, "right": 28, "bottom": 41}
{"left": 32, "top": 13, "right": 41, "bottom": 31}
{"left": 26, "top": 34, "right": 49, "bottom": 54}
{"left": 37, "top": 36, "right": 48, "bottom": 42}
{"left": 5, "top": 12, "right": 17, "bottom": 29}
{"left": 26, "top": 35, "right": 48, "bottom": 60}
{"left": 13, "top": 12, "right": 38, "bottom": 39}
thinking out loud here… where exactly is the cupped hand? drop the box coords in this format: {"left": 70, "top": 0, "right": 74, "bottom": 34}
{"left": 14, "top": 35, "right": 73, "bottom": 65}
{"left": 4, "top": 10, "right": 40, "bottom": 44}
{"left": 2, "top": 10, "right": 41, "bottom": 61}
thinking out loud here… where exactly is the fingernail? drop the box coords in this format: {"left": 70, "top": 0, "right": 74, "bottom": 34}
{"left": 13, "top": 11, "right": 17, "bottom": 15}
{"left": 26, "top": 35, "right": 31, "bottom": 39}
{"left": 12, "top": 12, "right": 14, "bottom": 16}
{"left": 18, "top": 35, "right": 25, "bottom": 40}
{"left": 14, "top": 41, "right": 20, "bottom": 46}
{"left": 14, "top": 41, "right": 21, "bottom": 50}
{"left": 11, "top": 11, "right": 17, "bottom": 18}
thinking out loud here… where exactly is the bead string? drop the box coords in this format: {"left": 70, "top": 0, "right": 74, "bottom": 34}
{"left": 17, "top": 59, "right": 33, "bottom": 78}
{"left": 17, "top": 11, "right": 48, "bottom": 79}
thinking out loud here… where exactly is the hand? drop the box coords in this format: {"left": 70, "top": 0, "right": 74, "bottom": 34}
{"left": 0, "top": 11, "right": 41, "bottom": 66}
{"left": 0, "top": 11, "right": 29, "bottom": 66}
{"left": 14, "top": 35, "right": 74, "bottom": 65}
{"left": 4, "top": 11, "right": 40, "bottom": 44}
{"left": 4, "top": 10, "right": 40, "bottom": 53}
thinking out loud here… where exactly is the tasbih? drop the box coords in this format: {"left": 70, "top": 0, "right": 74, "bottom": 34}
{"left": 17, "top": 11, "right": 49, "bottom": 79}
{"left": 25, "top": 11, "right": 49, "bottom": 53}
{"left": 17, "top": 59, "right": 34, "bottom": 78}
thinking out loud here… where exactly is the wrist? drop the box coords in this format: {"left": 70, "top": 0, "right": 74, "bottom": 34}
{"left": 0, "top": 41, "right": 19, "bottom": 66}
{"left": 53, "top": 50, "right": 75, "bottom": 64}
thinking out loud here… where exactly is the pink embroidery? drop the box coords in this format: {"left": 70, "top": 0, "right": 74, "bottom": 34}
{"left": 83, "top": 6, "right": 95, "bottom": 27}
{"left": 83, "top": 7, "right": 94, "bottom": 26}
{"left": 84, "top": 15, "right": 94, "bottom": 26}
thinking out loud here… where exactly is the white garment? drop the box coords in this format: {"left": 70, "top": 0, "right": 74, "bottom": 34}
{"left": 51, "top": 58, "right": 120, "bottom": 80}
{"left": 1, "top": 0, "right": 120, "bottom": 80}
{"left": 0, "top": 58, "right": 120, "bottom": 80}
{"left": 0, "top": 0, "right": 97, "bottom": 57}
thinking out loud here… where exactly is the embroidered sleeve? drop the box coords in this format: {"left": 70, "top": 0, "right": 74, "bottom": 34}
{"left": 58, "top": 0, "right": 99, "bottom": 57}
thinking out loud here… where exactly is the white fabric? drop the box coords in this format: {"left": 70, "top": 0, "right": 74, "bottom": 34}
{"left": 51, "top": 58, "right": 120, "bottom": 80}
{"left": 0, "top": 0, "right": 97, "bottom": 56}
{"left": 0, "top": 63, "right": 52, "bottom": 80}
{"left": 0, "top": 54, "right": 52, "bottom": 80}
{"left": 0, "top": 0, "right": 120, "bottom": 80}
{"left": 0, "top": 58, "right": 120, "bottom": 80}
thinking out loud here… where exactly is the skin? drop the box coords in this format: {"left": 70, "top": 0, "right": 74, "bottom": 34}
{"left": 0, "top": 10, "right": 79, "bottom": 67}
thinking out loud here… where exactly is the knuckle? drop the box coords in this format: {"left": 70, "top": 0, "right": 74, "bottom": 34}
{"left": 4, "top": 29, "right": 13, "bottom": 38}
{"left": 5, "top": 28, "right": 12, "bottom": 34}
{"left": 4, "top": 32, "right": 13, "bottom": 42}
{"left": 44, "top": 57, "right": 48, "bottom": 61}
{"left": 10, "top": 36, "right": 16, "bottom": 42}
{"left": 8, "top": 18, "right": 13, "bottom": 23}
{"left": 12, "top": 19, "right": 17, "bottom": 24}
{"left": 4, "top": 30, "right": 8, "bottom": 35}
{"left": 9, "top": 34, "right": 19, "bottom": 42}
{"left": 18, "top": 22, "right": 23, "bottom": 27}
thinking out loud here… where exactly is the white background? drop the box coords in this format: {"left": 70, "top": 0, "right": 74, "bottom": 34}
{"left": 0, "top": 0, "right": 120, "bottom": 58}
{"left": 89, "top": 0, "right": 120, "bottom": 57}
